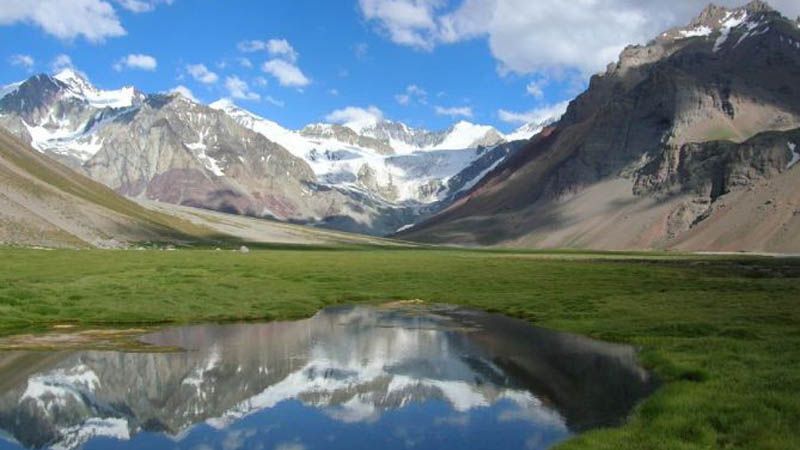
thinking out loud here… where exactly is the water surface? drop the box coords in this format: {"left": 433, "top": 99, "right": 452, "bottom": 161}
{"left": 0, "top": 305, "right": 657, "bottom": 450}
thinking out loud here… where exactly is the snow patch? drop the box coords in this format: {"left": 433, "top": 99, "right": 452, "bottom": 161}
{"left": 432, "top": 121, "right": 497, "bottom": 151}
{"left": 788, "top": 142, "right": 799, "bottom": 169}
{"left": 186, "top": 130, "right": 225, "bottom": 177}
{"left": 215, "top": 100, "right": 505, "bottom": 204}
{"left": 21, "top": 364, "right": 100, "bottom": 411}
{"left": 395, "top": 224, "right": 414, "bottom": 233}
{"left": 55, "top": 69, "right": 138, "bottom": 109}
{"left": 52, "top": 418, "right": 130, "bottom": 450}
{"left": 679, "top": 26, "right": 712, "bottom": 38}
{"left": 714, "top": 11, "right": 748, "bottom": 52}
{"left": 0, "top": 81, "right": 22, "bottom": 100}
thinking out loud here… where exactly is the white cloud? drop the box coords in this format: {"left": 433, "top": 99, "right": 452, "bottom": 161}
{"left": 358, "top": 0, "right": 442, "bottom": 50}
{"left": 328, "top": 88, "right": 340, "bottom": 96}
{"left": 265, "top": 96, "right": 285, "bottom": 107}
{"left": 262, "top": 59, "right": 310, "bottom": 87}
{"left": 245, "top": 38, "right": 311, "bottom": 88}
{"left": 396, "top": 84, "right": 427, "bottom": 105}
{"left": 238, "top": 57, "right": 253, "bottom": 69}
{"left": 237, "top": 40, "right": 262, "bottom": 52}
{"left": 325, "top": 106, "right": 384, "bottom": 129}
{"left": 274, "top": 443, "right": 306, "bottom": 450}
{"left": 395, "top": 94, "right": 411, "bottom": 105}
{"left": 360, "top": 0, "right": 800, "bottom": 75}
{"left": 254, "top": 76, "right": 268, "bottom": 86}
{"left": 435, "top": 105, "right": 473, "bottom": 118}
{"left": 525, "top": 79, "right": 546, "bottom": 99}
{"left": 51, "top": 54, "right": 73, "bottom": 71}
{"left": 113, "top": 0, "right": 173, "bottom": 13}
{"left": 225, "top": 76, "right": 260, "bottom": 101}
{"left": 113, "top": 53, "right": 157, "bottom": 71}
{"left": 169, "top": 85, "right": 198, "bottom": 102}
{"left": 9, "top": 54, "right": 34, "bottom": 70}
{"left": 0, "top": 0, "right": 126, "bottom": 43}
{"left": 238, "top": 38, "right": 299, "bottom": 62}
{"left": 266, "top": 39, "right": 298, "bottom": 62}
{"left": 186, "top": 64, "right": 218, "bottom": 84}
{"left": 498, "top": 101, "right": 569, "bottom": 125}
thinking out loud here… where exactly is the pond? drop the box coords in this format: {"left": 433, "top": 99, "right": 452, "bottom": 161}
{"left": 0, "top": 304, "right": 658, "bottom": 450}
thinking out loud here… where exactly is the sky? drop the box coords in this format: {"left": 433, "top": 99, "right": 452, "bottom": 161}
{"left": 1, "top": 0, "right": 799, "bottom": 132}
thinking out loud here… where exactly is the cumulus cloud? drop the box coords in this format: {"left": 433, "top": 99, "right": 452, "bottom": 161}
{"left": 266, "top": 39, "right": 299, "bottom": 62}
{"left": 238, "top": 57, "right": 253, "bottom": 69}
{"left": 243, "top": 38, "right": 311, "bottom": 88}
{"left": 169, "top": 85, "right": 198, "bottom": 102}
{"left": 238, "top": 38, "right": 299, "bottom": 62}
{"left": 225, "top": 75, "right": 260, "bottom": 101}
{"left": 0, "top": 0, "right": 126, "bottom": 42}
{"left": 113, "top": 53, "right": 157, "bottom": 71}
{"left": 325, "top": 106, "right": 384, "bottom": 129}
{"left": 51, "top": 54, "right": 74, "bottom": 71}
{"left": 262, "top": 59, "right": 310, "bottom": 87}
{"left": 358, "top": 0, "right": 443, "bottom": 50}
{"left": 9, "top": 54, "right": 34, "bottom": 70}
{"left": 435, "top": 105, "right": 473, "bottom": 118}
{"left": 359, "top": 0, "right": 800, "bottom": 75}
{"left": 525, "top": 79, "right": 546, "bottom": 99}
{"left": 186, "top": 64, "right": 218, "bottom": 84}
{"left": 498, "top": 101, "right": 569, "bottom": 125}
{"left": 395, "top": 84, "right": 427, "bottom": 105}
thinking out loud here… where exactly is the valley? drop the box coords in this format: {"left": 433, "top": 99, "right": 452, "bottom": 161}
{"left": 0, "top": 1, "right": 799, "bottom": 450}
{"left": 0, "top": 247, "right": 798, "bottom": 449}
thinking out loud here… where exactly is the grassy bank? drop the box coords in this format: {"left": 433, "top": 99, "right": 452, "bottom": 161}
{"left": 0, "top": 247, "right": 798, "bottom": 449}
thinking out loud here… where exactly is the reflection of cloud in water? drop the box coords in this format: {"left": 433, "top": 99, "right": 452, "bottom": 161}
{"left": 274, "top": 442, "right": 306, "bottom": 450}
{"left": 0, "top": 305, "right": 657, "bottom": 450}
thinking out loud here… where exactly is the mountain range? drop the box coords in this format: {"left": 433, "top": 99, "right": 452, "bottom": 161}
{"left": 400, "top": 1, "right": 800, "bottom": 252}
{"left": 0, "top": 1, "right": 798, "bottom": 252}
{"left": 0, "top": 70, "right": 546, "bottom": 237}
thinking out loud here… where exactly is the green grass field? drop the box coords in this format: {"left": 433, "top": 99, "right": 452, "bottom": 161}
{"left": 1, "top": 246, "right": 798, "bottom": 450}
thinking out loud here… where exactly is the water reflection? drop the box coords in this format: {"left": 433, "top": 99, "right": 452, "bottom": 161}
{"left": 0, "top": 305, "right": 657, "bottom": 450}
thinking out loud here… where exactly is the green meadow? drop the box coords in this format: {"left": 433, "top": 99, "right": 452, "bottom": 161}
{"left": 0, "top": 246, "right": 798, "bottom": 450}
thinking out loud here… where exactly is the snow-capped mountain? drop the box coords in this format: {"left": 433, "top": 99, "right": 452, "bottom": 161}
{"left": 211, "top": 99, "right": 525, "bottom": 206}
{"left": 0, "top": 70, "right": 552, "bottom": 235}
{"left": 400, "top": 1, "right": 800, "bottom": 251}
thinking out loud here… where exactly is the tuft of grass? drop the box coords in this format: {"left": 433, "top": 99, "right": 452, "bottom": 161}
{"left": 0, "top": 247, "right": 798, "bottom": 449}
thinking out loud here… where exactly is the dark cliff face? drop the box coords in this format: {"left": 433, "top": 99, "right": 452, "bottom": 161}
{"left": 402, "top": 1, "right": 800, "bottom": 251}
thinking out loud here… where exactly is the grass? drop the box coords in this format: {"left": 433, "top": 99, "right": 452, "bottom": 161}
{"left": 0, "top": 246, "right": 798, "bottom": 449}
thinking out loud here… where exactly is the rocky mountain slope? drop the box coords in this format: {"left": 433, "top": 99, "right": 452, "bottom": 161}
{"left": 0, "top": 126, "right": 414, "bottom": 248}
{"left": 400, "top": 1, "right": 800, "bottom": 253}
{"left": 0, "top": 72, "right": 547, "bottom": 236}
{"left": 0, "top": 127, "right": 213, "bottom": 248}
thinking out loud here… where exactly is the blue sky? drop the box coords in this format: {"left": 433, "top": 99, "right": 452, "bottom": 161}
{"left": 2, "top": 0, "right": 799, "bottom": 132}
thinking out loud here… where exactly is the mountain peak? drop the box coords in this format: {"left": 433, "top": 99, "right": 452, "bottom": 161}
{"left": 691, "top": 4, "right": 728, "bottom": 26}
{"left": 743, "top": 0, "right": 774, "bottom": 14}
{"left": 210, "top": 98, "right": 237, "bottom": 111}
{"left": 53, "top": 68, "right": 93, "bottom": 91}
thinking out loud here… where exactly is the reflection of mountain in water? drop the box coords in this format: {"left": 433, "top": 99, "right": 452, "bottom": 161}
{"left": 0, "top": 306, "right": 657, "bottom": 450}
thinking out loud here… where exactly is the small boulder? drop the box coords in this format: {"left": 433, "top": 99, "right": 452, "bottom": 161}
{"left": 239, "top": 245, "right": 250, "bottom": 254}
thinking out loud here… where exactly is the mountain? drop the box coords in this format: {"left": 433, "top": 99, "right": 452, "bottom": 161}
{"left": 0, "top": 127, "right": 213, "bottom": 248}
{"left": 0, "top": 124, "right": 412, "bottom": 248}
{"left": 400, "top": 1, "right": 800, "bottom": 253}
{"left": 0, "top": 72, "right": 546, "bottom": 236}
